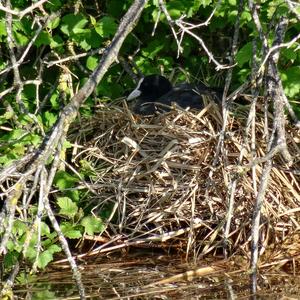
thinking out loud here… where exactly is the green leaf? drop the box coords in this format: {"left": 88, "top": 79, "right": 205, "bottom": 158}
{"left": 199, "top": 0, "right": 212, "bottom": 8}
{"left": 78, "top": 39, "right": 91, "bottom": 51}
{"left": 236, "top": 42, "right": 252, "bottom": 67}
{"left": 66, "top": 189, "right": 80, "bottom": 203}
{"left": 42, "top": 238, "right": 52, "bottom": 248}
{"left": 237, "top": 66, "right": 250, "bottom": 79}
{"left": 24, "top": 245, "right": 37, "bottom": 260}
{"left": 166, "top": 1, "right": 185, "bottom": 18}
{"left": 0, "top": 59, "right": 7, "bottom": 70}
{"left": 65, "top": 230, "right": 82, "bottom": 239}
{"left": 95, "top": 16, "right": 118, "bottom": 38}
{"left": 90, "top": 15, "right": 97, "bottom": 26}
{"left": 47, "top": 244, "right": 62, "bottom": 254}
{"left": 45, "top": 0, "right": 62, "bottom": 11}
{"left": 29, "top": 134, "right": 41, "bottom": 147}
{"left": 0, "top": 155, "right": 11, "bottom": 165}
{"left": 61, "top": 14, "right": 88, "bottom": 37}
{"left": 6, "top": 129, "right": 25, "bottom": 141}
{"left": 266, "top": 1, "right": 288, "bottom": 19}
{"left": 35, "top": 31, "right": 52, "bottom": 47}
{"left": 86, "top": 56, "right": 99, "bottom": 71}
{"left": 47, "top": 16, "right": 60, "bottom": 30}
{"left": 57, "top": 197, "right": 78, "bottom": 218}
{"left": 14, "top": 31, "right": 29, "bottom": 46}
{"left": 37, "top": 250, "right": 53, "bottom": 269}
{"left": 50, "top": 34, "right": 64, "bottom": 49}
{"left": 81, "top": 216, "right": 105, "bottom": 235}
{"left": 281, "top": 66, "right": 300, "bottom": 98}
{"left": 44, "top": 111, "right": 57, "bottom": 128}
{"left": 50, "top": 92, "right": 59, "bottom": 109}
{"left": 54, "top": 170, "right": 79, "bottom": 190}
{"left": 13, "top": 19, "right": 32, "bottom": 46}
{"left": 142, "top": 40, "right": 165, "bottom": 60}
{"left": 7, "top": 239, "right": 22, "bottom": 253}
{"left": 79, "top": 159, "right": 96, "bottom": 177}
{"left": 106, "top": 0, "right": 129, "bottom": 17}
{"left": 73, "top": 27, "right": 90, "bottom": 35}
{"left": 1, "top": 110, "right": 14, "bottom": 121}
{"left": 63, "top": 140, "right": 72, "bottom": 149}
{"left": 12, "top": 143, "right": 25, "bottom": 155}
{"left": 281, "top": 47, "right": 297, "bottom": 61}
{"left": 3, "top": 252, "right": 19, "bottom": 269}
{"left": 40, "top": 222, "right": 50, "bottom": 236}
{"left": 241, "top": 11, "right": 251, "bottom": 23}
{"left": 12, "top": 220, "right": 27, "bottom": 236}
{"left": 0, "top": 20, "right": 7, "bottom": 37}
{"left": 61, "top": 223, "right": 82, "bottom": 239}
{"left": 228, "top": 10, "right": 238, "bottom": 22}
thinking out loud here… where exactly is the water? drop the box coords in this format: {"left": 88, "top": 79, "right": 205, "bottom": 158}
{"left": 10, "top": 254, "right": 300, "bottom": 299}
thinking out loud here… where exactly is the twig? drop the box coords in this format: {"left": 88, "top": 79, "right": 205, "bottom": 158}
{"left": 158, "top": 0, "right": 231, "bottom": 69}
{"left": 45, "top": 47, "right": 105, "bottom": 68}
{"left": 0, "top": 0, "right": 48, "bottom": 18}
{"left": 158, "top": 0, "right": 183, "bottom": 56}
{"left": 258, "top": 31, "right": 300, "bottom": 74}
{"left": 179, "top": 2, "right": 220, "bottom": 29}
{"left": 0, "top": 80, "right": 42, "bottom": 100}
{"left": 176, "top": 20, "right": 234, "bottom": 70}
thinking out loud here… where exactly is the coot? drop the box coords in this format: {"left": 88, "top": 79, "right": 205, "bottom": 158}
{"left": 127, "top": 74, "right": 221, "bottom": 115}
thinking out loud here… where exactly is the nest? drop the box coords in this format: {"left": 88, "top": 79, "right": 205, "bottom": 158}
{"left": 69, "top": 100, "right": 300, "bottom": 263}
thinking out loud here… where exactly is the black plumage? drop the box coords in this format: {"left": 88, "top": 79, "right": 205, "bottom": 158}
{"left": 127, "top": 74, "right": 221, "bottom": 115}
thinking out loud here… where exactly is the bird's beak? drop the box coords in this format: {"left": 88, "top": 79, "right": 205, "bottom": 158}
{"left": 127, "top": 88, "right": 141, "bottom": 101}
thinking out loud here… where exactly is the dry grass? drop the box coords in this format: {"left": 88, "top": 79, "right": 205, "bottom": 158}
{"left": 69, "top": 99, "right": 300, "bottom": 268}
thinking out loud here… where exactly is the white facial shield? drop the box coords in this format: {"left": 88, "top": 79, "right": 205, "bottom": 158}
{"left": 127, "top": 78, "right": 144, "bottom": 100}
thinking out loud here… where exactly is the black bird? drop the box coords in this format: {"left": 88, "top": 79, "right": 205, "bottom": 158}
{"left": 127, "top": 74, "right": 221, "bottom": 115}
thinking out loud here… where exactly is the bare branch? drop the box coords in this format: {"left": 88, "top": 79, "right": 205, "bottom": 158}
{"left": 45, "top": 47, "right": 105, "bottom": 68}
{"left": 158, "top": 0, "right": 183, "bottom": 56}
{"left": 258, "top": 31, "right": 300, "bottom": 74}
{"left": 0, "top": 0, "right": 48, "bottom": 18}
{"left": 158, "top": 0, "right": 231, "bottom": 69}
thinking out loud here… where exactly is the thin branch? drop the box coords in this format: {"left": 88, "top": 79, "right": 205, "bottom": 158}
{"left": 158, "top": 0, "right": 183, "bottom": 55}
{"left": 175, "top": 19, "right": 234, "bottom": 70}
{"left": 179, "top": 2, "right": 220, "bottom": 29}
{"left": 158, "top": 0, "right": 230, "bottom": 69}
{"left": 221, "top": 0, "right": 245, "bottom": 258}
{"left": 258, "top": 31, "right": 300, "bottom": 74}
{"left": 0, "top": 0, "right": 48, "bottom": 18}
{"left": 45, "top": 47, "right": 105, "bottom": 68}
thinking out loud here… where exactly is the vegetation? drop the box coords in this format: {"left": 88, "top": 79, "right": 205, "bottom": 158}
{"left": 0, "top": 0, "right": 299, "bottom": 298}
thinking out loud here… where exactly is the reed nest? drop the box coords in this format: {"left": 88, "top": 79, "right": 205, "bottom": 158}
{"left": 69, "top": 99, "right": 300, "bottom": 264}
